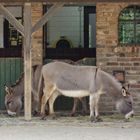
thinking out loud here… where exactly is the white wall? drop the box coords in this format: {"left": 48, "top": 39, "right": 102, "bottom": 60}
{"left": 0, "top": 6, "right": 22, "bottom": 48}
{"left": 47, "top": 6, "right": 84, "bottom": 48}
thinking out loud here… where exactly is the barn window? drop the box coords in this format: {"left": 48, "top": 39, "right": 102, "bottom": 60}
{"left": 4, "top": 6, "right": 23, "bottom": 48}
{"left": 0, "top": 6, "right": 23, "bottom": 57}
{"left": 119, "top": 5, "right": 140, "bottom": 45}
{"left": 43, "top": 5, "right": 96, "bottom": 61}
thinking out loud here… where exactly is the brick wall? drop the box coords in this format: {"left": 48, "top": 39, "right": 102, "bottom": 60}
{"left": 96, "top": 3, "right": 140, "bottom": 114}
{"left": 31, "top": 3, "right": 140, "bottom": 115}
{"left": 31, "top": 3, "right": 43, "bottom": 65}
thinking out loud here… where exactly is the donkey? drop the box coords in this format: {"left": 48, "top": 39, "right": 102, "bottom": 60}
{"left": 5, "top": 63, "right": 88, "bottom": 116}
{"left": 5, "top": 73, "right": 24, "bottom": 116}
{"left": 5, "top": 65, "right": 42, "bottom": 116}
{"left": 38, "top": 61, "right": 134, "bottom": 122}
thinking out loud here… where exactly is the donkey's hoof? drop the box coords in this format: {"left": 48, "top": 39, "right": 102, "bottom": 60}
{"left": 33, "top": 111, "right": 39, "bottom": 117}
{"left": 124, "top": 118, "right": 130, "bottom": 122}
{"left": 40, "top": 115, "right": 47, "bottom": 120}
{"left": 81, "top": 111, "right": 87, "bottom": 116}
{"left": 90, "top": 116, "right": 95, "bottom": 122}
{"left": 50, "top": 114, "right": 57, "bottom": 120}
{"left": 41, "top": 117, "right": 47, "bottom": 120}
{"left": 45, "top": 114, "right": 57, "bottom": 120}
{"left": 70, "top": 112, "right": 77, "bottom": 117}
{"left": 94, "top": 117, "right": 103, "bottom": 123}
{"left": 9, "top": 115, "right": 16, "bottom": 118}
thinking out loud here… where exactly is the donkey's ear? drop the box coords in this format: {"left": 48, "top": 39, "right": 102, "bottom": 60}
{"left": 125, "top": 83, "right": 130, "bottom": 90}
{"left": 122, "top": 83, "right": 130, "bottom": 90}
{"left": 121, "top": 87, "right": 127, "bottom": 97}
{"left": 5, "top": 85, "right": 9, "bottom": 93}
{"left": 4, "top": 85, "right": 13, "bottom": 95}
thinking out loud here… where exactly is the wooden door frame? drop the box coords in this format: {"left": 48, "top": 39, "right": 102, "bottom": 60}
{"left": 84, "top": 6, "right": 96, "bottom": 48}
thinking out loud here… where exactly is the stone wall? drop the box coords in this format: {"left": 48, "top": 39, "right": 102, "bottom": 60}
{"left": 96, "top": 3, "right": 140, "bottom": 114}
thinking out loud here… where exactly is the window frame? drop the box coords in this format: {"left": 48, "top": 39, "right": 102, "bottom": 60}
{"left": 118, "top": 5, "right": 140, "bottom": 46}
{"left": 43, "top": 5, "right": 96, "bottom": 61}
{"left": 0, "top": 5, "right": 23, "bottom": 58}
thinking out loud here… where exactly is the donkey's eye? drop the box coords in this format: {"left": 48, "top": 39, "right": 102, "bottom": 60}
{"left": 128, "top": 102, "right": 132, "bottom": 105}
{"left": 127, "top": 101, "right": 132, "bottom": 106}
{"left": 7, "top": 101, "right": 10, "bottom": 104}
{"left": 7, "top": 101, "right": 12, "bottom": 105}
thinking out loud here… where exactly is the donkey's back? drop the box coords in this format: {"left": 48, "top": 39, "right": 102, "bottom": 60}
{"left": 41, "top": 62, "right": 98, "bottom": 93}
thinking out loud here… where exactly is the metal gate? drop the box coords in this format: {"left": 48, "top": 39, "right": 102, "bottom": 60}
{"left": 0, "top": 58, "right": 23, "bottom": 109}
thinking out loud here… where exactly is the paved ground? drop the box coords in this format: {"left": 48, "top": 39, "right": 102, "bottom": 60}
{"left": 0, "top": 113, "right": 140, "bottom": 140}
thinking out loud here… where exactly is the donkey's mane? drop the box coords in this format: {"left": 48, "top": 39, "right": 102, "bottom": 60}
{"left": 11, "top": 72, "right": 24, "bottom": 87}
{"left": 102, "top": 70, "right": 122, "bottom": 92}
{"left": 10, "top": 65, "right": 40, "bottom": 88}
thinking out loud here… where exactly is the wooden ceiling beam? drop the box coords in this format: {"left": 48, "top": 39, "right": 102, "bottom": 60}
{"left": 0, "top": 0, "right": 140, "bottom": 3}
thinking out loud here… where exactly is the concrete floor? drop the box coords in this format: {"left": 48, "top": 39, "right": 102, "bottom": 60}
{"left": 0, "top": 125, "right": 140, "bottom": 140}
{"left": 0, "top": 114, "right": 139, "bottom": 140}
{"left": 0, "top": 126, "right": 140, "bottom": 140}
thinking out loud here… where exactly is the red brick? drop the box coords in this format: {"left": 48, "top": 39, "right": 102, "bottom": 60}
{"left": 131, "top": 58, "right": 140, "bottom": 61}
{"left": 130, "top": 84, "right": 140, "bottom": 88}
{"left": 107, "top": 62, "right": 118, "bottom": 66}
{"left": 119, "top": 63, "right": 132, "bottom": 66}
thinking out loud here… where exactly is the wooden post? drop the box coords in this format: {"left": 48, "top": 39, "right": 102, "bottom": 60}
{"left": 24, "top": 2, "right": 32, "bottom": 120}
{"left": 0, "top": 2, "right": 64, "bottom": 120}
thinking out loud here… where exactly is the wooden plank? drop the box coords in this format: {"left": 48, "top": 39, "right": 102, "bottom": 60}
{"left": 0, "top": 58, "right": 5, "bottom": 108}
{"left": 15, "top": 58, "right": 23, "bottom": 78}
{"left": 5, "top": 58, "right": 11, "bottom": 85}
{"left": 24, "top": 3, "right": 32, "bottom": 121}
{"left": 32, "top": 2, "right": 64, "bottom": 33}
{"left": 0, "top": 60, "right": 1, "bottom": 108}
{"left": 0, "top": 4, "right": 24, "bottom": 36}
{"left": 0, "top": 0, "right": 140, "bottom": 3}
{"left": 10, "top": 58, "right": 16, "bottom": 83}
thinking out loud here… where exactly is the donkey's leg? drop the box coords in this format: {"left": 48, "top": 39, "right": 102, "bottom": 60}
{"left": 89, "top": 94, "right": 95, "bottom": 122}
{"left": 89, "top": 93, "right": 102, "bottom": 122}
{"left": 70, "top": 98, "right": 79, "bottom": 116}
{"left": 32, "top": 92, "right": 40, "bottom": 116}
{"left": 80, "top": 97, "right": 88, "bottom": 115}
{"left": 48, "top": 91, "right": 60, "bottom": 118}
{"left": 94, "top": 94, "right": 102, "bottom": 122}
{"left": 40, "top": 85, "right": 55, "bottom": 119}
{"left": 41, "top": 94, "right": 50, "bottom": 119}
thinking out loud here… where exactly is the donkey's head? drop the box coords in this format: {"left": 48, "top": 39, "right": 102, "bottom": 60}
{"left": 116, "top": 84, "right": 134, "bottom": 120}
{"left": 5, "top": 86, "right": 22, "bottom": 116}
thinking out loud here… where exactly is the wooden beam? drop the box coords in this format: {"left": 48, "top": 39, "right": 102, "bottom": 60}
{"left": 32, "top": 2, "right": 64, "bottom": 34}
{"left": 0, "top": 0, "right": 140, "bottom": 3}
{"left": 0, "top": 4, "right": 24, "bottom": 36}
{"left": 24, "top": 2, "right": 32, "bottom": 121}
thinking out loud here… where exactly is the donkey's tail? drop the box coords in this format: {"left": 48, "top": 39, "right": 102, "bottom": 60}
{"left": 94, "top": 67, "right": 98, "bottom": 80}
{"left": 37, "top": 70, "right": 44, "bottom": 104}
